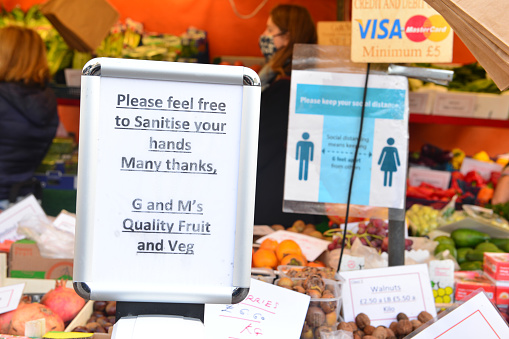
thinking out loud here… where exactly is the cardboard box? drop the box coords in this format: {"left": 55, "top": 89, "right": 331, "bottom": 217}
{"left": 454, "top": 270, "right": 496, "bottom": 302}
{"left": 485, "top": 274, "right": 509, "bottom": 305}
{"left": 8, "top": 241, "right": 73, "bottom": 280}
{"left": 484, "top": 252, "right": 509, "bottom": 281}
{"left": 40, "top": 0, "right": 119, "bottom": 52}
{"left": 432, "top": 91, "right": 477, "bottom": 117}
{"left": 474, "top": 93, "right": 509, "bottom": 119}
{"left": 409, "top": 91, "right": 435, "bottom": 114}
{"left": 65, "top": 300, "right": 113, "bottom": 337}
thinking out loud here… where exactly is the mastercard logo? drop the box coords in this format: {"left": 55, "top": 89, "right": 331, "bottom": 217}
{"left": 405, "top": 15, "right": 451, "bottom": 42}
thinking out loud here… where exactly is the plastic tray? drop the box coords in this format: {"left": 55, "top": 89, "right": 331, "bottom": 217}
{"left": 277, "top": 265, "right": 335, "bottom": 280}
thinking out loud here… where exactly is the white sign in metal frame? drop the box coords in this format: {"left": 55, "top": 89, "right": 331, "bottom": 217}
{"left": 73, "top": 58, "right": 261, "bottom": 304}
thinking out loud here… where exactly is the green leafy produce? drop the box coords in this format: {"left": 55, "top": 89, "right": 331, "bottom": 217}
{"left": 488, "top": 202, "right": 509, "bottom": 220}
{"left": 411, "top": 63, "right": 505, "bottom": 94}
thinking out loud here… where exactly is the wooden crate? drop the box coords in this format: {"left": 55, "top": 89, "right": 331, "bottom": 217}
{"left": 0, "top": 253, "right": 73, "bottom": 294}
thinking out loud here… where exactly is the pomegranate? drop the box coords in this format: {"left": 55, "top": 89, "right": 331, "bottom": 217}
{"left": 8, "top": 302, "right": 64, "bottom": 335}
{"left": 41, "top": 279, "right": 86, "bottom": 322}
{"left": 0, "top": 309, "right": 14, "bottom": 333}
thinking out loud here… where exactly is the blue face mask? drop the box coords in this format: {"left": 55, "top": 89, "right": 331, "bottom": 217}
{"left": 259, "top": 35, "right": 277, "bottom": 61}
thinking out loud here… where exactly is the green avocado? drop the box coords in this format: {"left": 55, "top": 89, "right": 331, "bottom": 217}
{"left": 451, "top": 229, "right": 490, "bottom": 248}
{"left": 466, "top": 244, "right": 504, "bottom": 262}
{"left": 475, "top": 242, "right": 502, "bottom": 252}
{"left": 434, "top": 243, "right": 457, "bottom": 259}
{"left": 434, "top": 236, "right": 456, "bottom": 247}
{"left": 488, "top": 238, "right": 509, "bottom": 250}
{"left": 459, "top": 261, "right": 483, "bottom": 271}
{"left": 457, "top": 247, "right": 473, "bottom": 264}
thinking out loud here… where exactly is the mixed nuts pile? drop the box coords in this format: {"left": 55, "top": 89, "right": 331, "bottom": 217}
{"left": 334, "top": 311, "right": 434, "bottom": 339}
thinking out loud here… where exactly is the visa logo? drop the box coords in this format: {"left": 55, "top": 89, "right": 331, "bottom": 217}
{"left": 356, "top": 19, "right": 403, "bottom": 39}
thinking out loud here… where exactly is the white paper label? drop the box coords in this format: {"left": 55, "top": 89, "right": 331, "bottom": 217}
{"left": 205, "top": 278, "right": 311, "bottom": 339}
{"left": 340, "top": 264, "right": 436, "bottom": 326}
{"left": 0, "top": 283, "right": 25, "bottom": 314}
{"left": 89, "top": 76, "right": 243, "bottom": 288}
{"left": 408, "top": 167, "right": 452, "bottom": 189}
{"left": 412, "top": 291, "right": 509, "bottom": 338}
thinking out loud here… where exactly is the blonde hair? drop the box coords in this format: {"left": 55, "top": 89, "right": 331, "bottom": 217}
{"left": 269, "top": 4, "right": 317, "bottom": 77}
{"left": 0, "top": 26, "right": 50, "bottom": 86}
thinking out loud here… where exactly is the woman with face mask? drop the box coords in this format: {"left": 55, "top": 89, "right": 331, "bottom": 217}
{"left": 254, "top": 4, "right": 321, "bottom": 227}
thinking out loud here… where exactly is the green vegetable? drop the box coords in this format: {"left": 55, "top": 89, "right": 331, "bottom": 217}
{"left": 434, "top": 243, "right": 457, "bottom": 259}
{"left": 465, "top": 243, "right": 503, "bottom": 261}
{"left": 459, "top": 261, "right": 483, "bottom": 271}
{"left": 488, "top": 238, "right": 509, "bottom": 251}
{"left": 451, "top": 229, "right": 490, "bottom": 248}
{"left": 457, "top": 248, "right": 473, "bottom": 264}
{"left": 475, "top": 242, "right": 502, "bottom": 252}
{"left": 434, "top": 236, "right": 455, "bottom": 247}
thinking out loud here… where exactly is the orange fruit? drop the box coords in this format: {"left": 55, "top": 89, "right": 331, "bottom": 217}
{"left": 276, "top": 239, "right": 302, "bottom": 262}
{"left": 252, "top": 249, "right": 278, "bottom": 269}
{"left": 259, "top": 238, "right": 278, "bottom": 252}
{"left": 307, "top": 260, "right": 326, "bottom": 268}
{"left": 280, "top": 253, "right": 308, "bottom": 266}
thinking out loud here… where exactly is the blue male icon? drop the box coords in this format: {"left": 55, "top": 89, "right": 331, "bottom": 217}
{"left": 296, "top": 132, "right": 314, "bottom": 181}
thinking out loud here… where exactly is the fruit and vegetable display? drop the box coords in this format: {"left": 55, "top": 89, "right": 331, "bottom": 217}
{"left": 410, "top": 63, "right": 507, "bottom": 94}
{"left": 433, "top": 228, "right": 509, "bottom": 271}
{"left": 406, "top": 202, "right": 466, "bottom": 236}
{"left": 0, "top": 5, "right": 210, "bottom": 81}
{"left": 0, "top": 280, "right": 85, "bottom": 335}
{"left": 253, "top": 237, "right": 325, "bottom": 269}
{"left": 408, "top": 145, "right": 504, "bottom": 210}
{"left": 324, "top": 218, "right": 413, "bottom": 253}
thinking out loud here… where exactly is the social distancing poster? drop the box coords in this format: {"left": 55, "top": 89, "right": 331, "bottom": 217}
{"left": 283, "top": 70, "right": 409, "bottom": 210}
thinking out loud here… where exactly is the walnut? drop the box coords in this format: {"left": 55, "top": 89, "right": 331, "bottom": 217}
{"left": 303, "top": 274, "right": 325, "bottom": 294}
{"left": 389, "top": 321, "right": 398, "bottom": 334}
{"left": 349, "top": 321, "right": 358, "bottom": 331}
{"left": 364, "top": 325, "right": 376, "bottom": 335}
{"left": 355, "top": 313, "right": 371, "bottom": 329}
{"left": 417, "top": 311, "right": 433, "bottom": 324}
{"left": 396, "top": 320, "right": 413, "bottom": 336}
{"left": 338, "top": 321, "right": 355, "bottom": 332}
{"left": 396, "top": 312, "right": 408, "bottom": 321}
{"left": 411, "top": 319, "right": 423, "bottom": 330}
{"left": 320, "top": 290, "right": 337, "bottom": 313}
{"left": 385, "top": 328, "right": 396, "bottom": 338}
{"left": 372, "top": 327, "right": 387, "bottom": 339}
{"left": 354, "top": 329, "right": 365, "bottom": 338}
{"left": 293, "top": 285, "right": 305, "bottom": 294}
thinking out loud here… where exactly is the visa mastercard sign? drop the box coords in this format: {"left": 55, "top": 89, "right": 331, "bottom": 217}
{"left": 351, "top": 1, "right": 453, "bottom": 63}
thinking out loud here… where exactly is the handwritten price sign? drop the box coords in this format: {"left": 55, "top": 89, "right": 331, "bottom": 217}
{"left": 340, "top": 264, "right": 436, "bottom": 327}
{"left": 205, "top": 278, "right": 310, "bottom": 338}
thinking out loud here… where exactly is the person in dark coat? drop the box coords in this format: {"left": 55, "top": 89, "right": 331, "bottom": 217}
{"left": 254, "top": 4, "right": 323, "bottom": 227}
{"left": 0, "top": 26, "right": 59, "bottom": 210}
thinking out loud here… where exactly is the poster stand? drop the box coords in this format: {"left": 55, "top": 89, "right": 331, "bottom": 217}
{"left": 74, "top": 57, "right": 261, "bottom": 338}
